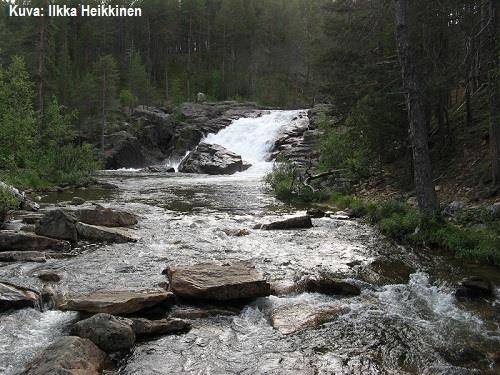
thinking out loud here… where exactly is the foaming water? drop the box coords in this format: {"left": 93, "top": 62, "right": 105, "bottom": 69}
{"left": 204, "top": 110, "right": 305, "bottom": 176}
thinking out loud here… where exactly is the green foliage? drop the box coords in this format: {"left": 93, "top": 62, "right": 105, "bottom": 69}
{"left": 0, "top": 184, "right": 20, "bottom": 223}
{"left": 120, "top": 89, "right": 138, "bottom": 109}
{"left": 127, "top": 51, "right": 149, "bottom": 104}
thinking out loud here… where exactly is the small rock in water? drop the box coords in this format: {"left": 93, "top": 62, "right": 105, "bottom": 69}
{"left": 72, "top": 313, "right": 136, "bottom": 353}
{"left": 257, "top": 216, "right": 313, "bottom": 230}
{"left": 130, "top": 317, "right": 191, "bottom": 337}
{"left": 74, "top": 206, "right": 138, "bottom": 227}
{"left": 455, "top": 277, "right": 495, "bottom": 299}
{"left": 37, "top": 272, "right": 61, "bottom": 282}
{"left": 302, "top": 277, "right": 361, "bottom": 296}
{"left": 70, "top": 197, "right": 85, "bottom": 205}
{"left": 306, "top": 208, "right": 326, "bottom": 218}
{"left": 166, "top": 261, "right": 271, "bottom": 301}
{"left": 0, "top": 251, "right": 46, "bottom": 263}
{"left": 23, "top": 336, "right": 111, "bottom": 375}
{"left": 0, "top": 282, "right": 39, "bottom": 312}
{"left": 222, "top": 228, "right": 250, "bottom": 237}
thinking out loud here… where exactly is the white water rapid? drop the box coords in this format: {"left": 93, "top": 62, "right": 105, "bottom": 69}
{"left": 203, "top": 110, "right": 304, "bottom": 176}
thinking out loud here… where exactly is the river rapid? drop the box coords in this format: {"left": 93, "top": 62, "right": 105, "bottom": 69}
{"left": 0, "top": 110, "right": 499, "bottom": 375}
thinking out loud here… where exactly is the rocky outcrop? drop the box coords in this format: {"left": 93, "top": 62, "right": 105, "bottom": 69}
{"left": 60, "top": 289, "right": 174, "bottom": 314}
{"left": 104, "top": 131, "right": 146, "bottom": 169}
{"left": 178, "top": 143, "right": 251, "bottom": 175}
{"left": 0, "top": 282, "right": 39, "bottom": 312}
{"left": 35, "top": 209, "right": 78, "bottom": 242}
{"left": 23, "top": 336, "right": 111, "bottom": 375}
{"left": 254, "top": 216, "right": 313, "bottom": 230}
{"left": 271, "top": 304, "right": 348, "bottom": 335}
{"left": 166, "top": 261, "right": 271, "bottom": 301}
{"left": 0, "top": 231, "right": 70, "bottom": 252}
{"left": 74, "top": 206, "right": 138, "bottom": 227}
{"left": 71, "top": 313, "right": 136, "bottom": 353}
{"left": 75, "top": 222, "right": 139, "bottom": 243}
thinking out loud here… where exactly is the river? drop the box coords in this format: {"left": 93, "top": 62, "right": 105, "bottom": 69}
{"left": 0, "top": 110, "right": 499, "bottom": 374}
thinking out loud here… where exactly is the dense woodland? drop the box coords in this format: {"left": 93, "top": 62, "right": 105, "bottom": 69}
{"left": 0, "top": 0, "right": 499, "bottom": 213}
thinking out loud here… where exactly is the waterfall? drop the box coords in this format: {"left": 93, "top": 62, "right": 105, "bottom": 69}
{"left": 203, "top": 110, "right": 304, "bottom": 175}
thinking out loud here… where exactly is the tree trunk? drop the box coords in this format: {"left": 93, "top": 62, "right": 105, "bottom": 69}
{"left": 393, "top": 0, "right": 439, "bottom": 212}
{"left": 488, "top": 0, "right": 500, "bottom": 186}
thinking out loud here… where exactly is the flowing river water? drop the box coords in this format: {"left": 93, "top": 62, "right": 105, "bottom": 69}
{"left": 0, "top": 110, "right": 499, "bottom": 374}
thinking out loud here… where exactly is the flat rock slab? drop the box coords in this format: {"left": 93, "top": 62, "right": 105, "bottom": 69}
{"left": 35, "top": 209, "right": 78, "bottom": 242}
{"left": 75, "top": 206, "right": 138, "bottom": 227}
{"left": 131, "top": 317, "right": 191, "bottom": 337}
{"left": 0, "top": 251, "right": 46, "bottom": 263}
{"left": 0, "top": 282, "right": 39, "bottom": 312}
{"left": 60, "top": 289, "right": 174, "bottom": 314}
{"left": 271, "top": 304, "right": 348, "bottom": 335}
{"left": 76, "top": 222, "right": 139, "bottom": 243}
{"left": 0, "top": 230, "right": 70, "bottom": 251}
{"left": 256, "top": 216, "right": 313, "bottom": 230}
{"left": 23, "top": 336, "right": 111, "bottom": 375}
{"left": 166, "top": 261, "right": 270, "bottom": 301}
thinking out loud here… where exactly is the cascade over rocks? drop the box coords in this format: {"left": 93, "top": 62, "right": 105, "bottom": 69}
{"left": 35, "top": 209, "right": 78, "bottom": 242}
{"left": 178, "top": 143, "right": 252, "bottom": 175}
{"left": 74, "top": 206, "right": 138, "bottom": 227}
{"left": 166, "top": 261, "right": 271, "bottom": 301}
{"left": 0, "top": 230, "right": 70, "bottom": 252}
{"left": 0, "top": 282, "right": 39, "bottom": 312}
{"left": 60, "top": 289, "right": 174, "bottom": 314}
{"left": 23, "top": 336, "right": 111, "bottom": 375}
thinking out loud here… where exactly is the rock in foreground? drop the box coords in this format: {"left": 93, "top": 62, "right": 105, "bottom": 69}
{"left": 23, "top": 336, "right": 111, "bottom": 375}
{"left": 255, "top": 216, "right": 313, "bottom": 230}
{"left": 74, "top": 206, "right": 138, "bottom": 227}
{"left": 75, "top": 222, "right": 138, "bottom": 243}
{"left": 71, "top": 313, "right": 136, "bottom": 353}
{"left": 0, "top": 282, "right": 39, "bottom": 312}
{"left": 0, "top": 231, "right": 70, "bottom": 251}
{"left": 60, "top": 289, "right": 174, "bottom": 314}
{"left": 35, "top": 209, "right": 78, "bottom": 242}
{"left": 178, "top": 143, "right": 251, "bottom": 175}
{"left": 166, "top": 261, "right": 270, "bottom": 301}
{"left": 271, "top": 304, "right": 348, "bottom": 335}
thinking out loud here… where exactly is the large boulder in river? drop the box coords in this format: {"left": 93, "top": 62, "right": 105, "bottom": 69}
{"left": 74, "top": 206, "right": 138, "bottom": 227}
{"left": 0, "top": 230, "right": 70, "bottom": 251}
{"left": 71, "top": 313, "right": 136, "bottom": 353}
{"left": 0, "top": 282, "right": 39, "bottom": 312}
{"left": 23, "top": 336, "right": 111, "bottom": 375}
{"left": 104, "top": 131, "right": 146, "bottom": 169}
{"left": 60, "top": 289, "right": 174, "bottom": 314}
{"left": 254, "top": 216, "right": 313, "bottom": 230}
{"left": 302, "top": 277, "right": 361, "bottom": 296}
{"left": 35, "top": 209, "right": 78, "bottom": 242}
{"left": 178, "top": 143, "right": 252, "bottom": 175}
{"left": 166, "top": 261, "right": 271, "bottom": 301}
{"left": 75, "top": 222, "right": 138, "bottom": 243}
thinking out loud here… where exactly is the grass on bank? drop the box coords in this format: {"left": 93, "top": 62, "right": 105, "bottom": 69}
{"left": 265, "top": 162, "right": 500, "bottom": 266}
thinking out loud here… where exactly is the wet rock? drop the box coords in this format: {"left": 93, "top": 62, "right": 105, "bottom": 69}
{"left": 71, "top": 313, "right": 136, "bottom": 353}
{"left": 23, "top": 336, "right": 111, "bottom": 375}
{"left": 141, "top": 165, "right": 175, "bottom": 173}
{"left": 302, "top": 277, "right": 361, "bottom": 296}
{"left": 256, "top": 216, "right": 313, "bottom": 230}
{"left": 60, "top": 289, "right": 174, "bottom": 314}
{"left": 306, "top": 208, "right": 326, "bottom": 218}
{"left": 37, "top": 272, "right": 61, "bottom": 282}
{"left": 271, "top": 304, "right": 348, "bottom": 335}
{"left": 69, "top": 197, "right": 85, "bottom": 205}
{"left": 104, "top": 131, "right": 146, "bottom": 169}
{"left": 74, "top": 206, "right": 138, "bottom": 227}
{"left": 455, "top": 277, "right": 495, "bottom": 299}
{"left": 130, "top": 317, "right": 191, "bottom": 337}
{"left": 166, "top": 261, "right": 271, "bottom": 301}
{"left": 20, "top": 213, "right": 44, "bottom": 224}
{"left": 358, "top": 258, "right": 415, "bottom": 286}
{"left": 0, "top": 282, "right": 39, "bottom": 311}
{"left": 75, "top": 222, "right": 139, "bottom": 243}
{"left": 35, "top": 209, "right": 78, "bottom": 242}
{"left": 0, "top": 230, "right": 70, "bottom": 252}
{"left": 0, "top": 251, "right": 46, "bottom": 263}
{"left": 178, "top": 143, "right": 252, "bottom": 175}
{"left": 222, "top": 228, "right": 250, "bottom": 237}
{"left": 170, "top": 306, "right": 239, "bottom": 319}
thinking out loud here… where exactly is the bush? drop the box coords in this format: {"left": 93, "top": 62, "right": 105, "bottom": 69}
{"left": 0, "top": 184, "right": 21, "bottom": 223}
